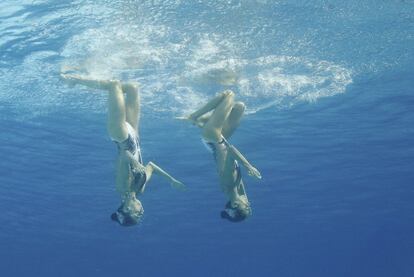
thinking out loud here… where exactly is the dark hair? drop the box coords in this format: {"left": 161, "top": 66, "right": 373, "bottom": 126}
{"left": 111, "top": 209, "right": 140, "bottom": 227}
{"left": 220, "top": 201, "right": 251, "bottom": 223}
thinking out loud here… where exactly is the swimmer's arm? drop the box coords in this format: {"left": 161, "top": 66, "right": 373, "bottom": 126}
{"left": 227, "top": 144, "right": 262, "bottom": 179}
{"left": 119, "top": 152, "right": 143, "bottom": 194}
{"left": 145, "top": 162, "right": 186, "bottom": 191}
{"left": 115, "top": 156, "right": 133, "bottom": 196}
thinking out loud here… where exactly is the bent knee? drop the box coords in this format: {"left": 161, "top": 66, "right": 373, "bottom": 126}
{"left": 233, "top": 102, "right": 245, "bottom": 113}
{"left": 122, "top": 82, "right": 139, "bottom": 93}
{"left": 222, "top": 90, "right": 235, "bottom": 99}
{"left": 108, "top": 79, "right": 122, "bottom": 90}
{"left": 218, "top": 89, "right": 235, "bottom": 100}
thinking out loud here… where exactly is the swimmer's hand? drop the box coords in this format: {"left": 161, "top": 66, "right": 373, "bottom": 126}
{"left": 227, "top": 143, "right": 262, "bottom": 180}
{"left": 247, "top": 166, "right": 262, "bottom": 180}
{"left": 171, "top": 179, "right": 186, "bottom": 191}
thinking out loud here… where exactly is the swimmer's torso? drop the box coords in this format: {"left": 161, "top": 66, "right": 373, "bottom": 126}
{"left": 114, "top": 123, "right": 146, "bottom": 194}
{"left": 115, "top": 123, "right": 142, "bottom": 164}
{"left": 203, "top": 139, "right": 243, "bottom": 195}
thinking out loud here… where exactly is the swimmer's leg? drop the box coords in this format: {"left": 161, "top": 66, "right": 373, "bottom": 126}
{"left": 60, "top": 65, "right": 78, "bottom": 74}
{"left": 61, "top": 73, "right": 117, "bottom": 91}
{"left": 188, "top": 99, "right": 243, "bottom": 132}
{"left": 201, "top": 90, "right": 234, "bottom": 142}
{"left": 60, "top": 74, "right": 128, "bottom": 141}
{"left": 122, "top": 82, "right": 140, "bottom": 133}
{"left": 221, "top": 101, "right": 245, "bottom": 139}
{"left": 106, "top": 82, "right": 129, "bottom": 141}
{"left": 187, "top": 90, "right": 233, "bottom": 122}
{"left": 190, "top": 113, "right": 211, "bottom": 128}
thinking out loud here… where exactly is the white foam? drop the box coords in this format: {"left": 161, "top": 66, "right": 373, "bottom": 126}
{"left": 179, "top": 48, "right": 352, "bottom": 114}
{"left": 1, "top": 11, "right": 352, "bottom": 120}
{"left": 61, "top": 23, "right": 174, "bottom": 80}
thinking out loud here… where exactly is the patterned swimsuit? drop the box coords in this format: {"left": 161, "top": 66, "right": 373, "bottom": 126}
{"left": 114, "top": 123, "right": 147, "bottom": 192}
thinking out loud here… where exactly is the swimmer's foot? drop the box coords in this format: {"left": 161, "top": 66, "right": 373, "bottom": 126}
{"left": 60, "top": 73, "right": 91, "bottom": 87}
{"left": 60, "top": 73, "right": 80, "bottom": 81}
{"left": 60, "top": 73, "right": 120, "bottom": 91}
{"left": 60, "top": 65, "right": 82, "bottom": 74}
{"left": 175, "top": 115, "right": 204, "bottom": 127}
{"left": 60, "top": 73, "right": 79, "bottom": 87}
{"left": 175, "top": 115, "right": 194, "bottom": 123}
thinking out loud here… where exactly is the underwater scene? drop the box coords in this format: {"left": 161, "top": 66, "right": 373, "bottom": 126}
{"left": 0, "top": 0, "right": 413, "bottom": 276}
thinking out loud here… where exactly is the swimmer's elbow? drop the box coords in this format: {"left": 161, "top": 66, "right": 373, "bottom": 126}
{"left": 146, "top": 161, "right": 159, "bottom": 175}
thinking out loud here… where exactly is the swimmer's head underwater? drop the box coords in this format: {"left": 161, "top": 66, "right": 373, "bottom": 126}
{"left": 111, "top": 196, "right": 144, "bottom": 227}
{"left": 220, "top": 201, "right": 252, "bottom": 222}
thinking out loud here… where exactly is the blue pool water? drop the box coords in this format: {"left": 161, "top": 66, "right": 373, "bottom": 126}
{"left": 0, "top": 1, "right": 413, "bottom": 276}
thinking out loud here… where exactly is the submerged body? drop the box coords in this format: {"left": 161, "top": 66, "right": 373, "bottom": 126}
{"left": 114, "top": 122, "right": 146, "bottom": 194}
{"left": 61, "top": 71, "right": 185, "bottom": 226}
{"left": 182, "top": 90, "right": 261, "bottom": 222}
{"left": 204, "top": 138, "right": 251, "bottom": 220}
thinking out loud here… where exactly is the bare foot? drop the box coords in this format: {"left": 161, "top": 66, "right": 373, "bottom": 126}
{"left": 175, "top": 115, "right": 203, "bottom": 127}
{"left": 60, "top": 73, "right": 78, "bottom": 87}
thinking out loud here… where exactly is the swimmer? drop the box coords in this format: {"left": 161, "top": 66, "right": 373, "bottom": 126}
{"left": 178, "top": 90, "right": 261, "bottom": 222}
{"left": 61, "top": 71, "right": 185, "bottom": 226}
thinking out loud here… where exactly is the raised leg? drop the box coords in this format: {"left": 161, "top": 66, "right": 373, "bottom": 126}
{"left": 60, "top": 74, "right": 128, "bottom": 141}
{"left": 188, "top": 90, "right": 233, "bottom": 121}
{"left": 122, "top": 82, "right": 140, "bottom": 132}
{"left": 221, "top": 101, "right": 245, "bottom": 139}
{"left": 192, "top": 113, "right": 211, "bottom": 128}
{"left": 60, "top": 73, "right": 115, "bottom": 90}
{"left": 107, "top": 83, "right": 128, "bottom": 141}
{"left": 201, "top": 91, "right": 234, "bottom": 142}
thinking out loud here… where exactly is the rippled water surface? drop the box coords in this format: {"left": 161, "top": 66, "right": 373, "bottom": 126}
{"left": 0, "top": 1, "right": 413, "bottom": 276}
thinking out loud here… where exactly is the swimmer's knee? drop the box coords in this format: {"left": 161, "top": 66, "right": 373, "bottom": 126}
{"left": 233, "top": 102, "right": 245, "bottom": 113}
{"left": 107, "top": 80, "right": 122, "bottom": 92}
{"left": 122, "top": 82, "right": 139, "bottom": 93}
{"left": 219, "top": 89, "right": 235, "bottom": 99}
{"left": 218, "top": 90, "right": 234, "bottom": 108}
{"left": 223, "top": 90, "right": 235, "bottom": 99}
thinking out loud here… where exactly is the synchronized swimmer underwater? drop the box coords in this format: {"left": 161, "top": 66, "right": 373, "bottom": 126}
{"left": 178, "top": 91, "right": 262, "bottom": 222}
{"left": 61, "top": 66, "right": 262, "bottom": 226}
